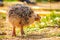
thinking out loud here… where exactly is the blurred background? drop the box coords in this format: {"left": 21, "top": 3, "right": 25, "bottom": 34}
{"left": 0, "top": 0, "right": 60, "bottom": 40}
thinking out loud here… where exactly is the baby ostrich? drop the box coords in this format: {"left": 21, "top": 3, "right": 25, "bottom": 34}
{"left": 8, "top": 4, "right": 40, "bottom": 36}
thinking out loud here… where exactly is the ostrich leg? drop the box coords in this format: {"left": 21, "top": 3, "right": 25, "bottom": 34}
{"left": 12, "top": 26, "right": 16, "bottom": 36}
{"left": 20, "top": 26, "right": 25, "bottom": 35}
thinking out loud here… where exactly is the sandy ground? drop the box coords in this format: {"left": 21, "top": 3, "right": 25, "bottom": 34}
{"left": 1, "top": 36, "right": 60, "bottom": 40}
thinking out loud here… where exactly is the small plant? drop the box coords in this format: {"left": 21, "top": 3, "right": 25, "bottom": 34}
{"left": 24, "top": 11, "right": 60, "bottom": 35}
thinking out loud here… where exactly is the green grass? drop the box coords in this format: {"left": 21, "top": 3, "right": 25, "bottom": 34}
{"left": 24, "top": 11, "right": 60, "bottom": 34}
{"left": 0, "top": 13, "right": 6, "bottom": 20}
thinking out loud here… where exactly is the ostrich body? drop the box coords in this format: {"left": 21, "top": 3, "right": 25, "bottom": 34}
{"left": 8, "top": 4, "right": 40, "bottom": 36}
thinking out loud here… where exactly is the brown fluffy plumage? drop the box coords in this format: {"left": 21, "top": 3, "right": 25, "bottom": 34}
{"left": 8, "top": 4, "right": 40, "bottom": 36}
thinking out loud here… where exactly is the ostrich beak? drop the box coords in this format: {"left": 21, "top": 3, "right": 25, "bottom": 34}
{"left": 35, "top": 14, "right": 41, "bottom": 21}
